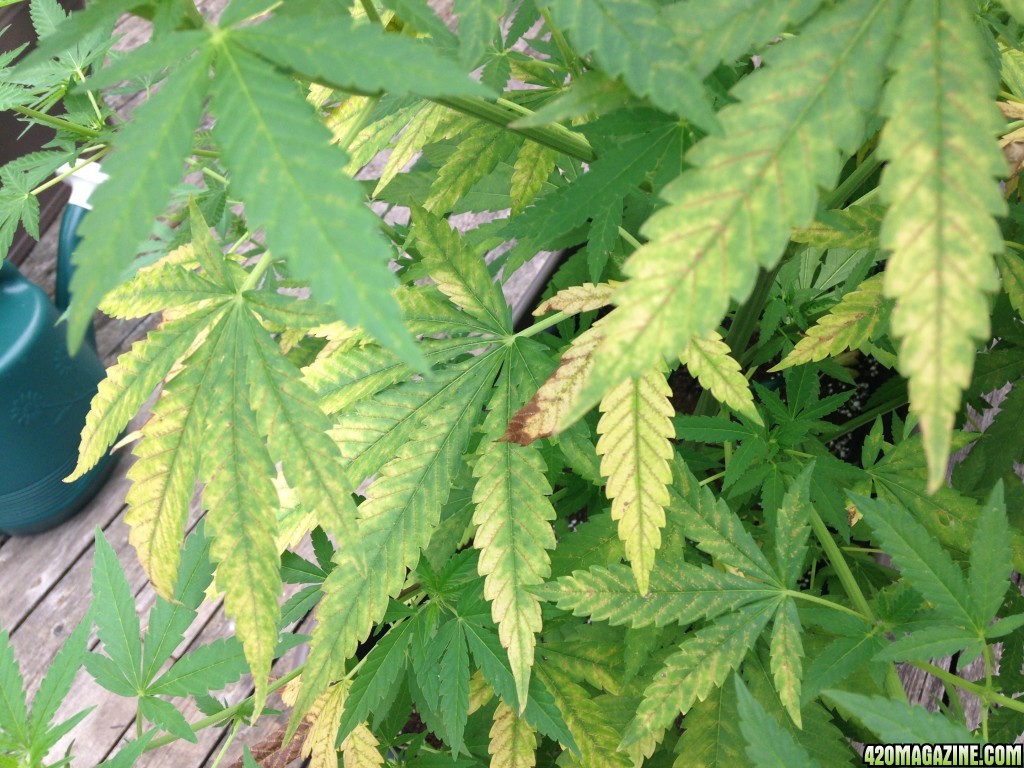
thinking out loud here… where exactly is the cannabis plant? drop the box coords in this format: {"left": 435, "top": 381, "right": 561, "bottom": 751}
{"left": 3, "top": 0, "right": 1024, "bottom": 764}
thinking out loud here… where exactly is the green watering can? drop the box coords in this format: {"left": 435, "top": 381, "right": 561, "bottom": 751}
{"left": 0, "top": 163, "right": 115, "bottom": 535}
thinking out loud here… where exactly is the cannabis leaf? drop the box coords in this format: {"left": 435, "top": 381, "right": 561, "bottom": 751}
{"left": 295, "top": 352, "right": 501, "bottom": 729}
{"left": 67, "top": 51, "right": 211, "bottom": 350}
{"left": 773, "top": 275, "right": 889, "bottom": 370}
{"left": 878, "top": 0, "right": 1007, "bottom": 490}
{"left": 735, "top": 676, "right": 819, "bottom": 768}
{"left": 489, "top": 701, "right": 537, "bottom": 768}
{"left": 681, "top": 331, "right": 761, "bottom": 424}
{"left": 596, "top": 367, "right": 674, "bottom": 594}
{"left": 210, "top": 39, "right": 422, "bottom": 365}
{"left": 563, "top": 0, "right": 900, "bottom": 428}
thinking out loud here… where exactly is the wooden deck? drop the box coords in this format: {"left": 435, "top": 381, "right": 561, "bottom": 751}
{"left": 1, "top": 196, "right": 317, "bottom": 768}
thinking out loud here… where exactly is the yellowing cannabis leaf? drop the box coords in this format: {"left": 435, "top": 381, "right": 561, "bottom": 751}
{"left": 773, "top": 275, "right": 889, "bottom": 371}
{"left": 682, "top": 331, "right": 761, "bottom": 425}
{"left": 563, "top": 0, "right": 901, "bottom": 428}
{"left": 878, "top": 0, "right": 1006, "bottom": 490}
{"left": 596, "top": 368, "right": 674, "bottom": 594}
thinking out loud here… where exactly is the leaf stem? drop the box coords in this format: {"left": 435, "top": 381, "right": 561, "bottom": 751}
{"left": 784, "top": 589, "right": 865, "bottom": 620}
{"left": 515, "top": 309, "right": 572, "bottom": 339}
{"left": 912, "top": 661, "right": 1024, "bottom": 715}
{"left": 12, "top": 106, "right": 100, "bottom": 137}
{"left": 808, "top": 506, "right": 908, "bottom": 702}
{"left": 31, "top": 149, "right": 109, "bottom": 196}
{"left": 210, "top": 719, "right": 243, "bottom": 768}
{"left": 618, "top": 227, "right": 642, "bottom": 251}
{"left": 540, "top": 8, "right": 581, "bottom": 77}
{"left": 358, "top": 0, "right": 382, "bottom": 24}
{"left": 827, "top": 149, "right": 883, "bottom": 208}
{"left": 240, "top": 252, "right": 274, "bottom": 292}
{"left": 434, "top": 96, "right": 594, "bottom": 162}
{"left": 143, "top": 665, "right": 304, "bottom": 752}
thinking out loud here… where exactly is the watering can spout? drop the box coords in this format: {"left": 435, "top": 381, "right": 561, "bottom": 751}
{"left": 55, "top": 162, "right": 108, "bottom": 314}
{"left": 0, "top": 162, "right": 115, "bottom": 535}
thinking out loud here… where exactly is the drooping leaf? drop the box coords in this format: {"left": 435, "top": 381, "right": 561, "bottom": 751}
{"left": 566, "top": 0, "right": 900, "bottom": 428}
{"left": 503, "top": 321, "right": 605, "bottom": 444}
{"left": 231, "top": 9, "right": 485, "bottom": 99}
{"left": 663, "top": 0, "right": 824, "bottom": 79}
{"left": 141, "top": 525, "right": 214, "bottom": 685}
{"left": 596, "top": 367, "right": 674, "bottom": 593}
{"left": 769, "top": 599, "right": 804, "bottom": 727}
{"left": 822, "top": 690, "right": 980, "bottom": 743}
{"left": 534, "top": 663, "right": 631, "bottom": 768}
{"left": 91, "top": 529, "right": 143, "bottom": 689}
{"left": 532, "top": 281, "right": 619, "bottom": 317}
{"left": 124, "top": 319, "right": 226, "bottom": 598}
{"left": 772, "top": 465, "right": 813, "bottom": 589}
{"left": 70, "top": 305, "right": 225, "bottom": 481}
{"left": 210, "top": 40, "right": 421, "bottom": 365}
{"left": 672, "top": 679, "right": 744, "bottom": 768}
{"left": 341, "top": 723, "right": 383, "bottom": 768}
{"left": 301, "top": 682, "right": 346, "bottom": 768}
{"left": 26, "top": 616, "right": 90, "bottom": 747}
{"left": 878, "top": 0, "right": 1006, "bottom": 490}
{"left": 436, "top": 620, "right": 472, "bottom": 753}
{"left": 67, "top": 51, "right": 211, "bottom": 350}
{"left": 338, "top": 620, "right": 414, "bottom": 742}
{"left": 968, "top": 484, "right": 1012, "bottom": 630}
{"left": 790, "top": 205, "right": 884, "bottom": 250}
{"left": 511, "top": 141, "right": 557, "bottom": 217}
{"left": 996, "top": 250, "right": 1024, "bottom": 317}
{"left": 537, "top": 561, "right": 778, "bottom": 629}
{"left": 425, "top": 122, "right": 522, "bottom": 214}
{"left": 242, "top": 311, "right": 360, "bottom": 545}
{"left": 540, "top": 0, "right": 717, "bottom": 131}
{"left": 411, "top": 207, "right": 510, "bottom": 333}
{"left": 473, "top": 351, "right": 557, "bottom": 708}
{"left": 200, "top": 309, "right": 283, "bottom": 714}
{"left": 508, "top": 124, "right": 679, "bottom": 249}
{"left": 295, "top": 354, "right": 500, "bottom": 729}
{"left": 0, "top": 631, "right": 28, "bottom": 749}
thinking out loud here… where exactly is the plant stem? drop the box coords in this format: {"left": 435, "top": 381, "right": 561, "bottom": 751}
{"left": 515, "top": 309, "right": 572, "bottom": 339}
{"left": 210, "top": 720, "right": 243, "bottom": 768}
{"left": 240, "top": 252, "right": 274, "bottom": 292}
{"left": 144, "top": 666, "right": 304, "bottom": 753}
{"left": 13, "top": 106, "right": 100, "bottom": 137}
{"left": 434, "top": 96, "right": 594, "bottom": 162}
{"left": 912, "top": 661, "right": 1024, "bottom": 715}
{"left": 808, "top": 506, "right": 908, "bottom": 702}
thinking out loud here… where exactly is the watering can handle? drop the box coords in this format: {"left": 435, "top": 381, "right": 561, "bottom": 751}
{"left": 56, "top": 162, "right": 108, "bottom": 315}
